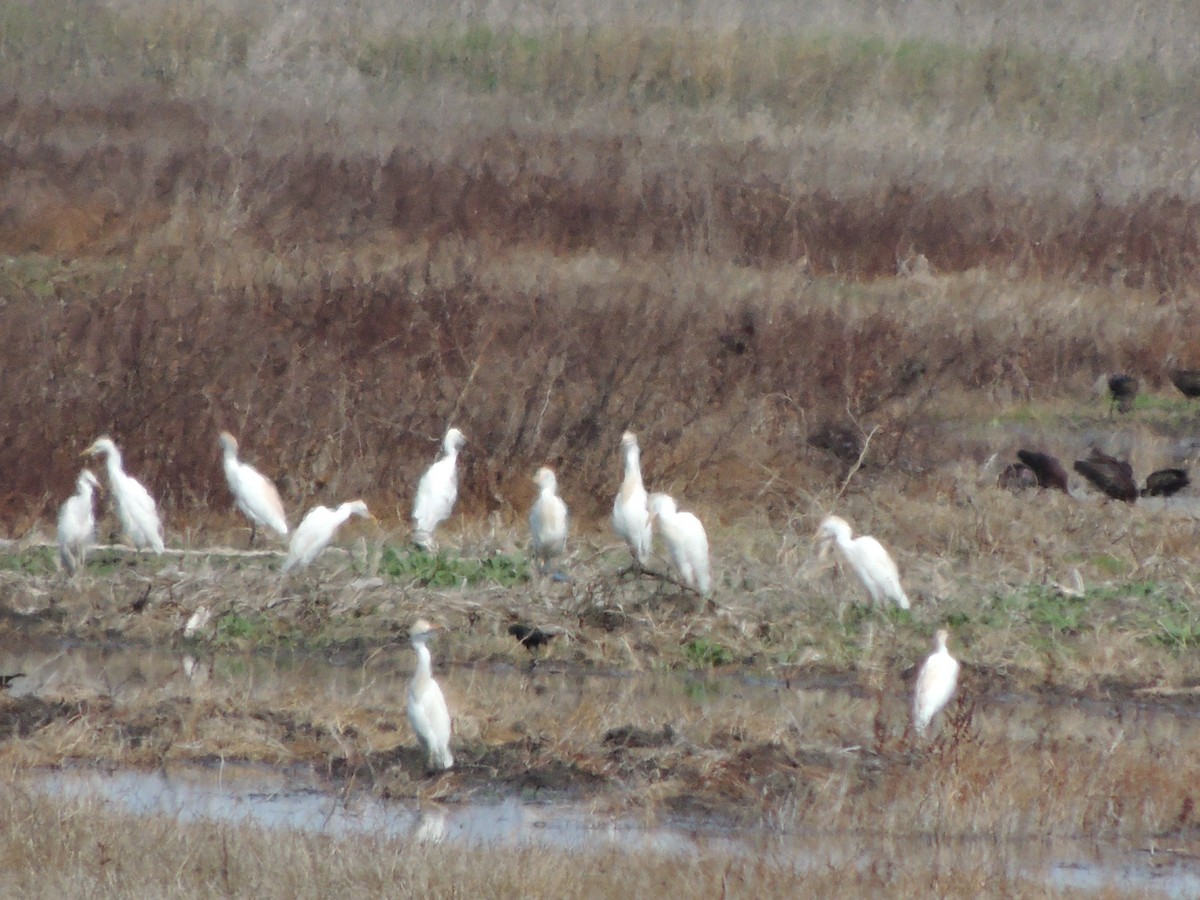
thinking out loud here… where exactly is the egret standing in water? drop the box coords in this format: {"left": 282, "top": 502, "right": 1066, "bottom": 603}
{"left": 412, "top": 427, "right": 466, "bottom": 551}
{"left": 529, "top": 467, "right": 568, "bottom": 574}
{"left": 57, "top": 469, "right": 100, "bottom": 576}
{"left": 217, "top": 432, "right": 288, "bottom": 546}
{"left": 612, "top": 431, "right": 651, "bottom": 567}
{"left": 83, "top": 437, "right": 164, "bottom": 554}
{"left": 648, "top": 493, "right": 711, "bottom": 596}
{"left": 815, "top": 515, "right": 910, "bottom": 609}
{"left": 913, "top": 629, "right": 960, "bottom": 737}
{"left": 407, "top": 619, "right": 454, "bottom": 771}
{"left": 281, "top": 500, "right": 372, "bottom": 572}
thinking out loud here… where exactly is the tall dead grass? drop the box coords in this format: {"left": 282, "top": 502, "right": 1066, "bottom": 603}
{"left": 4, "top": 0, "right": 1200, "bottom": 531}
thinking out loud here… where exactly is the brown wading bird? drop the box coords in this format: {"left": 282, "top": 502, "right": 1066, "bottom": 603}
{"left": 1073, "top": 449, "right": 1138, "bottom": 503}
{"left": 1106, "top": 374, "right": 1138, "bottom": 415}
{"left": 1015, "top": 450, "right": 1071, "bottom": 494}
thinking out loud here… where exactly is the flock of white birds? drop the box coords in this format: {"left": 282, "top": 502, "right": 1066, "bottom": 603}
{"left": 53, "top": 426, "right": 960, "bottom": 771}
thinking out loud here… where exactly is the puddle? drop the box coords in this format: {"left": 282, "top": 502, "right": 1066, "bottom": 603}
{"left": 38, "top": 762, "right": 727, "bottom": 852}
{"left": 28, "top": 761, "right": 1200, "bottom": 897}
{"left": 7, "top": 639, "right": 1200, "bottom": 895}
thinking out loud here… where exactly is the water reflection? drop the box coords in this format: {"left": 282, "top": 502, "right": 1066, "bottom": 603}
{"left": 9, "top": 639, "right": 1200, "bottom": 896}
{"left": 32, "top": 762, "right": 1200, "bottom": 897}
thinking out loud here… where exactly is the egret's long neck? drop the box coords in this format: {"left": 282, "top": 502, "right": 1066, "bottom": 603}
{"left": 413, "top": 642, "right": 433, "bottom": 683}
{"left": 623, "top": 447, "right": 643, "bottom": 490}
{"left": 104, "top": 450, "right": 124, "bottom": 481}
{"left": 333, "top": 505, "right": 356, "bottom": 527}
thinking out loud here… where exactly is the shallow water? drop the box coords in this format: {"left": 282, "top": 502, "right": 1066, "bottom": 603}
{"left": 6, "top": 640, "right": 1200, "bottom": 895}
{"left": 28, "top": 761, "right": 1200, "bottom": 897}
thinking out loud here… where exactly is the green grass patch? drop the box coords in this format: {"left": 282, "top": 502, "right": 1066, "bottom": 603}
{"left": 0, "top": 547, "right": 58, "bottom": 576}
{"left": 380, "top": 547, "right": 528, "bottom": 588}
{"left": 683, "top": 637, "right": 734, "bottom": 668}
{"left": 215, "top": 611, "right": 268, "bottom": 643}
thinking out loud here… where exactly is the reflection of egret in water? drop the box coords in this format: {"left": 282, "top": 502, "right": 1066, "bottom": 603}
{"left": 181, "top": 655, "right": 210, "bottom": 686}
{"left": 415, "top": 807, "right": 448, "bottom": 843}
{"left": 183, "top": 606, "right": 211, "bottom": 639}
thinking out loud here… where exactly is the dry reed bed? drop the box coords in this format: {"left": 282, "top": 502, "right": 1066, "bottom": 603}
{"left": 3, "top": 0, "right": 1200, "bottom": 526}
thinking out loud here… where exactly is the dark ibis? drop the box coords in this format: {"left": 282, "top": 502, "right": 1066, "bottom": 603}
{"left": 1073, "top": 449, "right": 1138, "bottom": 503}
{"left": 1142, "top": 468, "right": 1190, "bottom": 499}
{"left": 1107, "top": 374, "right": 1138, "bottom": 415}
{"left": 1016, "top": 450, "right": 1071, "bottom": 494}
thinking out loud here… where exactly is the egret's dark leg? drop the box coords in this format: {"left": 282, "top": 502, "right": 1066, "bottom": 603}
{"left": 248, "top": 522, "right": 257, "bottom": 549}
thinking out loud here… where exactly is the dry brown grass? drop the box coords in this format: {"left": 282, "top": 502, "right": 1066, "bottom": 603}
{"left": 2, "top": 4, "right": 1200, "bottom": 892}
{"left": 0, "top": 781, "right": 1121, "bottom": 898}
{"left": 3, "top": 1, "right": 1200, "bottom": 529}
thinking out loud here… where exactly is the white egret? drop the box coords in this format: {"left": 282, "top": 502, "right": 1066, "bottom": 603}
{"left": 815, "top": 515, "right": 909, "bottom": 610}
{"left": 217, "top": 431, "right": 288, "bottom": 546}
{"left": 412, "top": 427, "right": 466, "bottom": 551}
{"left": 612, "top": 431, "right": 651, "bottom": 566}
{"left": 529, "top": 466, "right": 568, "bottom": 573}
{"left": 57, "top": 469, "right": 100, "bottom": 576}
{"left": 407, "top": 618, "right": 454, "bottom": 771}
{"left": 281, "top": 500, "right": 372, "bottom": 572}
{"left": 83, "top": 437, "right": 164, "bottom": 554}
{"left": 648, "top": 493, "right": 711, "bottom": 596}
{"left": 913, "top": 629, "right": 960, "bottom": 737}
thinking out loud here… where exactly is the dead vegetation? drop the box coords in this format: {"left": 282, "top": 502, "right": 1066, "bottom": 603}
{"left": 3, "top": 1, "right": 1200, "bottom": 528}
{"left": 2, "top": 2, "right": 1200, "bottom": 891}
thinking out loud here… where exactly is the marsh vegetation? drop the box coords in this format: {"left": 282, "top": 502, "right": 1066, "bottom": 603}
{"left": 4, "top": 0, "right": 1200, "bottom": 894}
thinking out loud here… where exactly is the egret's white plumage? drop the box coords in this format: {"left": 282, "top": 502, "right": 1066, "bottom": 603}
{"left": 412, "top": 428, "right": 466, "bottom": 550}
{"left": 83, "top": 437, "right": 164, "bottom": 554}
{"left": 218, "top": 431, "right": 288, "bottom": 545}
{"left": 57, "top": 469, "right": 100, "bottom": 576}
{"left": 282, "top": 500, "right": 372, "bottom": 572}
{"left": 407, "top": 618, "right": 453, "bottom": 771}
{"left": 816, "top": 515, "right": 910, "bottom": 609}
{"left": 648, "top": 493, "right": 711, "bottom": 596}
{"left": 913, "top": 629, "right": 960, "bottom": 736}
{"left": 529, "top": 467, "right": 568, "bottom": 573}
{"left": 612, "top": 431, "right": 651, "bottom": 565}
